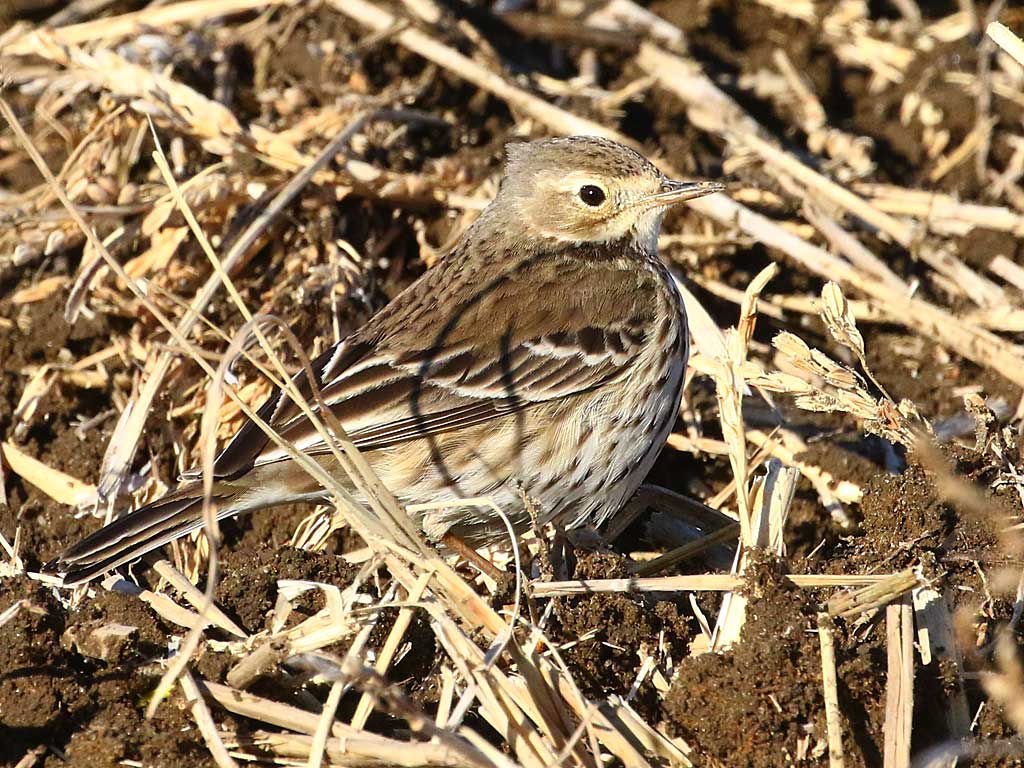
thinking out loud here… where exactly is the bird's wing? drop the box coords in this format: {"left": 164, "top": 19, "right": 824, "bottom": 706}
{"left": 208, "top": 244, "right": 666, "bottom": 479}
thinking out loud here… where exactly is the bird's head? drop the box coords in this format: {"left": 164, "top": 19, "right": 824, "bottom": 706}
{"left": 490, "top": 136, "right": 723, "bottom": 250}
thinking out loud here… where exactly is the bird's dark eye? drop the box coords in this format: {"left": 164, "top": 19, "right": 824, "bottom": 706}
{"left": 578, "top": 184, "right": 606, "bottom": 206}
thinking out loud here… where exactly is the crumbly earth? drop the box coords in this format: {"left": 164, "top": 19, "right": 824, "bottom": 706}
{"left": 3, "top": 1, "right": 1024, "bottom": 766}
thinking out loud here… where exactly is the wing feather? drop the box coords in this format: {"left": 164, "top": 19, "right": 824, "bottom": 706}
{"left": 206, "top": 246, "right": 664, "bottom": 479}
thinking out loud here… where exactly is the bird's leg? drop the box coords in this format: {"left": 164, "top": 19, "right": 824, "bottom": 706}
{"left": 607, "top": 483, "right": 737, "bottom": 544}
{"left": 550, "top": 525, "right": 576, "bottom": 580}
{"left": 440, "top": 531, "right": 506, "bottom": 583}
{"left": 603, "top": 485, "right": 665, "bottom": 544}
{"left": 630, "top": 484, "right": 738, "bottom": 531}
{"left": 616, "top": 484, "right": 740, "bottom": 575}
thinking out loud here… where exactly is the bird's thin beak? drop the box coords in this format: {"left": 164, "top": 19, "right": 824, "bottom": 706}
{"left": 647, "top": 178, "right": 725, "bottom": 207}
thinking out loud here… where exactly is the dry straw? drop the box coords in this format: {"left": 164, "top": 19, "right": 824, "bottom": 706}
{"left": 3, "top": 2, "right": 1021, "bottom": 765}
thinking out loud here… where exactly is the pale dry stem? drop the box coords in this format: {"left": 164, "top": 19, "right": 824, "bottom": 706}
{"left": 817, "top": 613, "right": 846, "bottom": 768}
{"left": 883, "top": 598, "right": 915, "bottom": 768}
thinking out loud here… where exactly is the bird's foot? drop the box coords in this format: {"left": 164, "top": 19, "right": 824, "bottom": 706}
{"left": 440, "top": 531, "right": 508, "bottom": 586}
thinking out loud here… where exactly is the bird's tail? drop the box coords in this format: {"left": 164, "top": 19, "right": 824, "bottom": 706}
{"left": 46, "top": 484, "right": 233, "bottom": 586}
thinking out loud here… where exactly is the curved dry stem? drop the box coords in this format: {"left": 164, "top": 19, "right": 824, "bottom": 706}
{"left": 248, "top": 314, "right": 426, "bottom": 554}
{"left": 146, "top": 311, "right": 262, "bottom": 718}
{"left": 95, "top": 107, "right": 438, "bottom": 511}
{"left": 406, "top": 496, "right": 522, "bottom": 673}
{"left": 151, "top": 110, "right": 435, "bottom": 556}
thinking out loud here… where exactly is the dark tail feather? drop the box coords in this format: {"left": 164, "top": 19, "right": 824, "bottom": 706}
{"left": 46, "top": 486, "right": 229, "bottom": 586}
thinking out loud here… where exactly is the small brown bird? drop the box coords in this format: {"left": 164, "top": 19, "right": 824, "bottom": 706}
{"left": 50, "top": 136, "right": 723, "bottom": 585}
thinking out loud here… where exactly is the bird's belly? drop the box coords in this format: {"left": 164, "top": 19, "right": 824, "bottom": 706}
{"left": 363, "top": 350, "right": 685, "bottom": 543}
{"left": 534, "top": 355, "right": 685, "bottom": 531}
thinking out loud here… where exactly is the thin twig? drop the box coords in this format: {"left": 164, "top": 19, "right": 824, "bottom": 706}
{"left": 818, "top": 613, "right": 846, "bottom": 768}
{"left": 2, "top": 0, "right": 290, "bottom": 55}
{"left": 988, "top": 22, "right": 1024, "bottom": 68}
{"left": 532, "top": 572, "right": 910, "bottom": 597}
{"left": 883, "top": 598, "right": 914, "bottom": 768}
{"left": 180, "top": 671, "right": 240, "bottom": 768}
{"left": 309, "top": 682, "right": 344, "bottom": 768}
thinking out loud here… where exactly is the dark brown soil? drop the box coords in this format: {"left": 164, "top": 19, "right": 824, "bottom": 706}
{"left": 662, "top": 555, "right": 839, "bottom": 767}
{"left": 0, "top": 575, "right": 217, "bottom": 767}
{"left": 3, "top": 0, "right": 1024, "bottom": 766}
{"left": 550, "top": 552, "right": 693, "bottom": 721}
